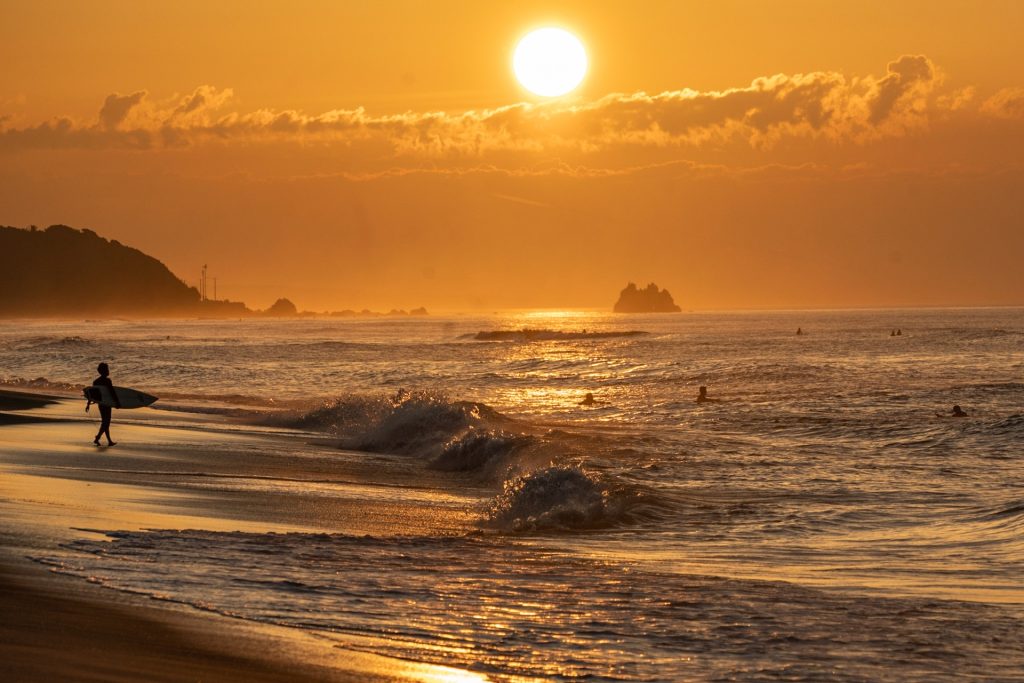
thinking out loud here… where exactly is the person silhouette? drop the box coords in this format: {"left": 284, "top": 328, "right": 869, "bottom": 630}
{"left": 796, "top": 327, "right": 803, "bottom": 335}
{"left": 696, "top": 385, "right": 720, "bottom": 403}
{"left": 936, "top": 404, "right": 967, "bottom": 418}
{"left": 579, "top": 392, "right": 597, "bottom": 406}
{"left": 92, "top": 362, "right": 121, "bottom": 446}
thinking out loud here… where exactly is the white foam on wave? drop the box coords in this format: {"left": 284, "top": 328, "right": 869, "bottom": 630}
{"left": 487, "top": 466, "right": 613, "bottom": 531}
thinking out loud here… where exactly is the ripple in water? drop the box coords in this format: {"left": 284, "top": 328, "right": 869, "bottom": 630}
{"left": 37, "top": 530, "right": 1024, "bottom": 682}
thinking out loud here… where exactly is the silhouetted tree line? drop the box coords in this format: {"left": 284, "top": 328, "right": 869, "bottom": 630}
{"left": 613, "top": 282, "right": 681, "bottom": 313}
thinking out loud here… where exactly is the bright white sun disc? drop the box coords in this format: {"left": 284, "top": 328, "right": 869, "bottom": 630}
{"left": 513, "top": 28, "right": 587, "bottom": 97}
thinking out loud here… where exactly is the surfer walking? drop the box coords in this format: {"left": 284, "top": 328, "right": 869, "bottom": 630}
{"left": 92, "top": 362, "right": 120, "bottom": 446}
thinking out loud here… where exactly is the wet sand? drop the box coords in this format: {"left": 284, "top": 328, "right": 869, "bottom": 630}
{"left": 0, "top": 555, "right": 379, "bottom": 683}
{"left": 0, "top": 389, "right": 486, "bottom": 683}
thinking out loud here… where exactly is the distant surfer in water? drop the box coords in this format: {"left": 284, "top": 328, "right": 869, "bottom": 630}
{"left": 579, "top": 392, "right": 598, "bottom": 406}
{"left": 937, "top": 404, "right": 967, "bottom": 418}
{"left": 696, "top": 385, "right": 720, "bottom": 403}
{"left": 92, "top": 362, "right": 120, "bottom": 446}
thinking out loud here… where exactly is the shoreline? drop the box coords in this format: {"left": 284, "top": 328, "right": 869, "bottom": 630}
{"left": 0, "top": 388, "right": 486, "bottom": 683}
{"left": 0, "top": 552, "right": 387, "bottom": 683}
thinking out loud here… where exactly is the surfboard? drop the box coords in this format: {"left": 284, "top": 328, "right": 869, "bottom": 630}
{"left": 83, "top": 385, "right": 159, "bottom": 409}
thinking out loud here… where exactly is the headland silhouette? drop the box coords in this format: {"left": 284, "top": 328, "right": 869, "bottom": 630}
{"left": 0, "top": 225, "right": 428, "bottom": 318}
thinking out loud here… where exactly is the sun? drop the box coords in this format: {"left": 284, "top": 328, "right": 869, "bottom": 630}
{"left": 513, "top": 28, "right": 588, "bottom": 97}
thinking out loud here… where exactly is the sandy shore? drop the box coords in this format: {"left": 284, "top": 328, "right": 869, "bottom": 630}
{"left": 0, "top": 554, "right": 379, "bottom": 683}
{"left": 0, "top": 389, "right": 487, "bottom": 683}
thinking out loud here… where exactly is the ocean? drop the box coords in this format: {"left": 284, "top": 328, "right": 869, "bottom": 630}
{"left": 3, "top": 308, "right": 1023, "bottom": 681}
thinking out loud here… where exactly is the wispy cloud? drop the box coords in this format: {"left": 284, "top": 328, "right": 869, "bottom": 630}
{"left": 980, "top": 87, "right": 1024, "bottom": 119}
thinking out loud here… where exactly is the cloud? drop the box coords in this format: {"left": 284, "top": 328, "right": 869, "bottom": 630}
{"left": 867, "top": 55, "right": 935, "bottom": 125}
{"left": 937, "top": 86, "right": 975, "bottom": 111}
{"left": 98, "top": 90, "right": 147, "bottom": 130}
{"left": 0, "top": 117, "right": 154, "bottom": 150}
{"left": 169, "top": 85, "right": 235, "bottom": 122}
{"left": 980, "top": 87, "right": 1024, "bottom": 119}
{"left": 0, "top": 56, "right": 1005, "bottom": 158}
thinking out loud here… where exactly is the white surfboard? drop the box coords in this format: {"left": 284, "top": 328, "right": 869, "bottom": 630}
{"left": 84, "top": 385, "right": 159, "bottom": 409}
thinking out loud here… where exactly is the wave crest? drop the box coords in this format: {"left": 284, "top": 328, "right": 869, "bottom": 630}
{"left": 346, "top": 392, "right": 495, "bottom": 455}
{"left": 487, "top": 466, "right": 613, "bottom": 531}
{"left": 274, "top": 390, "right": 512, "bottom": 461}
{"left": 429, "top": 430, "right": 537, "bottom": 472}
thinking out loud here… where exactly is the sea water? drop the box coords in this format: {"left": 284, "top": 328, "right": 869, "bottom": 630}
{"left": 3, "top": 308, "right": 1023, "bottom": 681}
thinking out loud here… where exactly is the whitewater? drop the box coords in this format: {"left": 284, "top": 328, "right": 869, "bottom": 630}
{"left": 3, "top": 307, "right": 1023, "bottom": 681}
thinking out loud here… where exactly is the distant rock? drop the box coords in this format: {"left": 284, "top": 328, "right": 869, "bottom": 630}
{"left": 263, "top": 298, "right": 298, "bottom": 317}
{"left": 613, "top": 282, "right": 681, "bottom": 313}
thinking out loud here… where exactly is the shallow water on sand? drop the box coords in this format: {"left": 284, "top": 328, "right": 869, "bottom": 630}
{"left": 5, "top": 308, "right": 1024, "bottom": 680}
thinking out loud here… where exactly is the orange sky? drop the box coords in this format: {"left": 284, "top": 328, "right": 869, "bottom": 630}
{"left": 2, "top": 0, "right": 1022, "bottom": 311}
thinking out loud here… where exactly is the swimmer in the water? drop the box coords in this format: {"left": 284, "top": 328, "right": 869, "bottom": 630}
{"left": 936, "top": 404, "right": 967, "bottom": 418}
{"left": 579, "top": 392, "right": 598, "bottom": 406}
{"left": 696, "top": 385, "right": 721, "bottom": 403}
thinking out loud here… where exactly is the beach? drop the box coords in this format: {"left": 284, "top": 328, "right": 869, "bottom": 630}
{"left": 1, "top": 310, "right": 1023, "bottom": 681}
{"left": 0, "top": 389, "right": 488, "bottom": 682}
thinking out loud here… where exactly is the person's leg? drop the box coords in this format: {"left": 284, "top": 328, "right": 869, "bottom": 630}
{"left": 98, "top": 406, "right": 114, "bottom": 445}
{"left": 94, "top": 405, "right": 105, "bottom": 444}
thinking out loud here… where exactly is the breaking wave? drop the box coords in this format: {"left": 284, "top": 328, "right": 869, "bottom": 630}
{"left": 429, "top": 430, "right": 537, "bottom": 472}
{"left": 270, "top": 390, "right": 517, "bottom": 461}
{"left": 269, "top": 391, "right": 668, "bottom": 529}
{"left": 345, "top": 393, "right": 506, "bottom": 456}
{"left": 486, "top": 466, "right": 645, "bottom": 532}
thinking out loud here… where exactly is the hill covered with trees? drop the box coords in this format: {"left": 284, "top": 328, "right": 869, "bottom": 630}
{"left": 0, "top": 225, "right": 243, "bottom": 317}
{"left": 0, "top": 225, "right": 429, "bottom": 318}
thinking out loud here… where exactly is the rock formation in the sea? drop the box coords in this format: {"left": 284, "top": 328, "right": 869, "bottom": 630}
{"left": 613, "top": 282, "right": 681, "bottom": 313}
{"left": 262, "top": 298, "right": 298, "bottom": 317}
